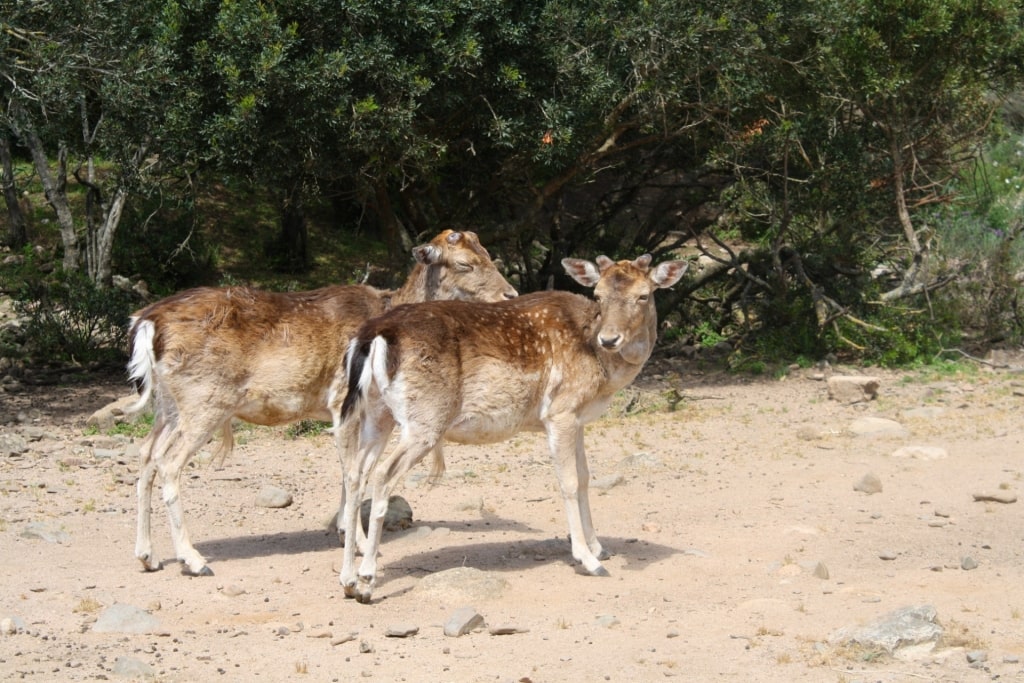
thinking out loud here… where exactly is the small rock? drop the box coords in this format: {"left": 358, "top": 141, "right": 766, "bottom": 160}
{"left": 221, "top": 584, "right": 246, "bottom": 597}
{"left": 891, "top": 445, "right": 948, "bottom": 460}
{"left": 854, "top": 473, "right": 883, "bottom": 495}
{"left": 813, "top": 562, "right": 830, "bottom": 580}
{"left": 360, "top": 495, "right": 413, "bottom": 533}
{"left": 0, "top": 432, "right": 29, "bottom": 456}
{"left": 358, "top": 639, "right": 373, "bottom": 653}
{"left": 972, "top": 491, "right": 1017, "bottom": 504}
{"left": 966, "top": 650, "right": 988, "bottom": 664}
{"left": 595, "top": 615, "right": 620, "bottom": 628}
{"left": 21, "top": 522, "right": 70, "bottom": 544}
{"left": 331, "top": 633, "right": 357, "bottom": 646}
{"left": 444, "top": 607, "right": 484, "bottom": 637}
{"left": 111, "top": 656, "right": 155, "bottom": 679}
{"left": 385, "top": 623, "right": 419, "bottom": 638}
{"left": 591, "top": 474, "right": 625, "bottom": 491}
{"left": 489, "top": 624, "right": 530, "bottom": 635}
{"left": 960, "top": 556, "right": 978, "bottom": 571}
{"left": 879, "top": 550, "right": 898, "bottom": 561}
{"left": 829, "top": 604, "right": 942, "bottom": 655}
{"left": 254, "top": 486, "right": 293, "bottom": 509}
{"left": 93, "top": 604, "right": 162, "bottom": 634}
{"left": 827, "top": 375, "right": 880, "bottom": 403}
{"left": 849, "top": 417, "right": 908, "bottom": 438}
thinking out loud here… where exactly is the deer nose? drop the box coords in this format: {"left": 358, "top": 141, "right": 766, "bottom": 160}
{"left": 599, "top": 334, "right": 622, "bottom": 350}
{"left": 504, "top": 288, "right": 518, "bottom": 299}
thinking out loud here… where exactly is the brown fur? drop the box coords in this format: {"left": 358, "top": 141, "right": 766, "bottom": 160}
{"left": 335, "top": 254, "right": 688, "bottom": 602}
{"left": 129, "top": 230, "right": 516, "bottom": 576}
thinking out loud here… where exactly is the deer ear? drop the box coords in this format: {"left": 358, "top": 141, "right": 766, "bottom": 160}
{"left": 651, "top": 260, "right": 689, "bottom": 289}
{"left": 562, "top": 258, "right": 602, "bottom": 287}
{"left": 633, "top": 254, "right": 653, "bottom": 270}
{"left": 595, "top": 255, "right": 616, "bottom": 273}
{"left": 413, "top": 244, "right": 442, "bottom": 265}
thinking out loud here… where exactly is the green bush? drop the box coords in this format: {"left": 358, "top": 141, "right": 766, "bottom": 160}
{"left": 12, "top": 270, "right": 137, "bottom": 364}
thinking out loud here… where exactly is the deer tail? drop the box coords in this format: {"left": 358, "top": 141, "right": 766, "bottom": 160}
{"left": 126, "top": 317, "right": 156, "bottom": 413}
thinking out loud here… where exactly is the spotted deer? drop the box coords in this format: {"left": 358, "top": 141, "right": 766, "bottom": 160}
{"left": 128, "top": 230, "right": 517, "bottom": 577}
{"left": 334, "top": 254, "right": 687, "bottom": 602}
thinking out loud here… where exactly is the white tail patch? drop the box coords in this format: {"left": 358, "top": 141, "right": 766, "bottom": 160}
{"left": 367, "top": 337, "right": 391, "bottom": 395}
{"left": 126, "top": 317, "right": 156, "bottom": 413}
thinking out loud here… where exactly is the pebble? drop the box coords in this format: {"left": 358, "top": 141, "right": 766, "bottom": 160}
{"left": 385, "top": 623, "right": 419, "bottom": 638}
{"left": 972, "top": 491, "right": 1017, "bottom": 504}
{"left": 444, "top": 607, "right": 484, "bottom": 637}
{"left": 813, "top": 562, "right": 830, "bottom": 580}
{"left": 966, "top": 650, "right": 988, "bottom": 664}
{"left": 854, "top": 473, "right": 883, "bottom": 495}
{"left": 330, "top": 633, "right": 356, "bottom": 646}
{"left": 254, "top": 486, "right": 293, "bottom": 508}
{"left": 878, "top": 550, "right": 898, "bottom": 561}
{"left": 960, "top": 556, "right": 979, "bottom": 571}
{"left": 489, "top": 624, "right": 530, "bottom": 635}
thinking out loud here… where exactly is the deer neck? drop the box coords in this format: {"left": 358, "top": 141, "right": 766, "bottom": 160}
{"left": 389, "top": 262, "right": 435, "bottom": 307}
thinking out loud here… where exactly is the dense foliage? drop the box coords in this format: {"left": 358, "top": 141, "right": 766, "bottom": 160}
{"left": 2, "top": 0, "right": 1023, "bottom": 366}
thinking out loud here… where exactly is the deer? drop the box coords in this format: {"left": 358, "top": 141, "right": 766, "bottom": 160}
{"left": 127, "top": 229, "right": 517, "bottom": 577}
{"left": 332, "top": 253, "right": 688, "bottom": 603}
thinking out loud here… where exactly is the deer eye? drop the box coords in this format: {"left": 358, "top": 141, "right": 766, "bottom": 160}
{"left": 637, "top": 294, "right": 650, "bottom": 303}
{"left": 454, "top": 261, "right": 474, "bottom": 273}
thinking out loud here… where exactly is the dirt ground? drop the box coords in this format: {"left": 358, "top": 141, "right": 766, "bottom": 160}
{"left": 1, "top": 353, "right": 1022, "bottom": 683}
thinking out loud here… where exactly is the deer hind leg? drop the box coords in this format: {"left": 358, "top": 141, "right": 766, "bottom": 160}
{"left": 135, "top": 415, "right": 174, "bottom": 572}
{"left": 348, "top": 431, "right": 439, "bottom": 604}
{"left": 338, "top": 411, "right": 395, "bottom": 597}
{"left": 141, "top": 398, "right": 228, "bottom": 577}
{"left": 547, "top": 416, "right": 608, "bottom": 576}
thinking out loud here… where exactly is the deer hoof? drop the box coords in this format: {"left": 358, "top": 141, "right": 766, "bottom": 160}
{"left": 180, "top": 562, "right": 214, "bottom": 577}
{"left": 590, "top": 565, "right": 611, "bottom": 578}
{"left": 139, "top": 556, "right": 163, "bottom": 572}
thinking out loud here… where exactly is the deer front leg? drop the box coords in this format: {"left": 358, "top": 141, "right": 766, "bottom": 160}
{"left": 546, "top": 415, "right": 609, "bottom": 576}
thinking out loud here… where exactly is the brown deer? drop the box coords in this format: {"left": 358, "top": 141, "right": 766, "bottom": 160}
{"left": 128, "top": 230, "right": 517, "bottom": 577}
{"left": 334, "top": 254, "right": 687, "bottom": 602}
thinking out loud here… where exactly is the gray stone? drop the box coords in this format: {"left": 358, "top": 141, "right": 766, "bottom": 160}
{"left": 415, "top": 567, "right": 509, "bottom": 602}
{"left": 829, "top": 604, "right": 943, "bottom": 654}
{"left": 443, "top": 607, "right": 484, "bottom": 637}
{"left": 966, "top": 650, "right": 988, "bottom": 664}
{"left": 254, "top": 485, "right": 293, "bottom": 508}
{"left": 591, "top": 474, "right": 625, "bottom": 491}
{"left": 960, "top": 556, "right": 979, "bottom": 571}
{"left": 387, "top": 623, "right": 421, "bottom": 638}
{"left": 111, "top": 656, "right": 155, "bottom": 679}
{"left": 93, "top": 603, "right": 162, "bottom": 634}
{"left": 86, "top": 394, "right": 143, "bottom": 431}
{"left": 0, "top": 432, "right": 28, "bottom": 456}
{"left": 813, "top": 562, "right": 830, "bottom": 580}
{"left": 849, "top": 417, "right": 908, "bottom": 438}
{"left": 360, "top": 495, "right": 413, "bottom": 533}
{"left": 854, "top": 473, "right": 883, "bottom": 495}
{"left": 972, "top": 491, "right": 1017, "bottom": 504}
{"left": 21, "top": 522, "right": 70, "bottom": 544}
{"left": 891, "top": 445, "right": 948, "bottom": 460}
{"left": 0, "top": 616, "right": 27, "bottom": 634}
{"left": 828, "top": 375, "right": 880, "bottom": 403}
{"left": 878, "top": 550, "right": 898, "bottom": 561}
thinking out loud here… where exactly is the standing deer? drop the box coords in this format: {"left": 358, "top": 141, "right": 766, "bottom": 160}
{"left": 334, "top": 254, "right": 687, "bottom": 602}
{"left": 128, "top": 230, "right": 517, "bottom": 577}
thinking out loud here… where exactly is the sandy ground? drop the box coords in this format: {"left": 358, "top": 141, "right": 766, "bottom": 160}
{"left": 1, "top": 355, "right": 1023, "bottom": 683}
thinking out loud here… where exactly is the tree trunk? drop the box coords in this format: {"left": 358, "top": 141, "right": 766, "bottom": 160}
{"left": 372, "top": 181, "right": 412, "bottom": 268}
{"left": 278, "top": 186, "right": 309, "bottom": 272}
{"left": 22, "top": 127, "right": 79, "bottom": 271}
{"left": 0, "top": 134, "right": 28, "bottom": 249}
{"left": 879, "top": 130, "right": 929, "bottom": 302}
